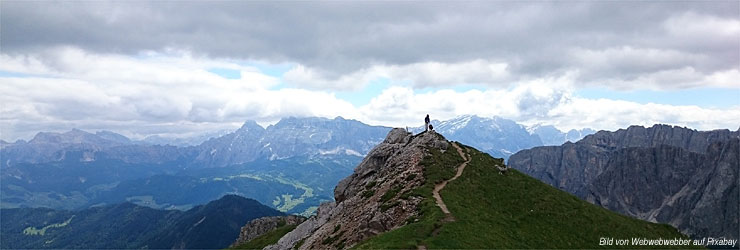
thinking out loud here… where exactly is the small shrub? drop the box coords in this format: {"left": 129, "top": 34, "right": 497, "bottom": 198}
{"left": 361, "top": 190, "right": 375, "bottom": 199}
{"left": 405, "top": 215, "right": 418, "bottom": 224}
{"left": 405, "top": 174, "right": 417, "bottom": 181}
{"left": 335, "top": 239, "right": 346, "bottom": 249}
{"left": 380, "top": 201, "right": 400, "bottom": 212}
{"left": 322, "top": 230, "right": 345, "bottom": 245}
{"left": 293, "top": 238, "right": 305, "bottom": 250}
{"left": 380, "top": 185, "right": 402, "bottom": 203}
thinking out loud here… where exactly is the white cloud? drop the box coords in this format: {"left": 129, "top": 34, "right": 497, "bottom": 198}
{"left": 569, "top": 46, "right": 706, "bottom": 75}
{"left": 0, "top": 48, "right": 355, "bottom": 140}
{"left": 567, "top": 46, "right": 740, "bottom": 90}
{"left": 547, "top": 98, "right": 740, "bottom": 132}
{"left": 664, "top": 12, "right": 740, "bottom": 40}
{"left": 1, "top": 48, "right": 737, "bottom": 142}
{"left": 354, "top": 79, "right": 740, "bottom": 133}
{"left": 283, "top": 60, "right": 511, "bottom": 90}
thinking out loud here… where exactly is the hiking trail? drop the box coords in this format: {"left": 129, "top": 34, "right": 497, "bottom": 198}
{"left": 432, "top": 142, "right": 470, "bottom": 221}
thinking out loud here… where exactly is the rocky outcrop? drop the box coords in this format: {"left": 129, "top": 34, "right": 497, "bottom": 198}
{"left": 508, "top": 124, "right": 740, "bottom": 239}
{"left": 266, "top": 128, "right": 449, "bottom": 250}
{"left": 231, "top": 215, "right": 306, "bottom": 247}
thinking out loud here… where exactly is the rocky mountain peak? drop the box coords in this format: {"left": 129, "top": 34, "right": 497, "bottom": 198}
{"left": 238, "top": 120, "right": 265, "bottom": 133}
{"left": 95, "top": 130, "right": 133, "bottom": 144}
{"left": 29, "top": 129, "right": 119, "bottom": 146}
{"left": 266, "top": 128, "right": 449, "bottom": 250}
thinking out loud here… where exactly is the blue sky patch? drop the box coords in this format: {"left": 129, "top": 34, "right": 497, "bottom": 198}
{"left": 576, "top": 87, "right": 740, "bottom": 109}
{"left": 207, "top": 68, "right": 241, "bottom": 79}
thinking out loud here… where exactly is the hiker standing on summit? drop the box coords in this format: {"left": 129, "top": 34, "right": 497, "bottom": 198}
{"left": 425, "top": 114, "right": 430, "bottom": 132}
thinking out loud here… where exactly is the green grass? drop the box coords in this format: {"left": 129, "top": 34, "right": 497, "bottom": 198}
{"left": 355, "top": 143, "right": 698, "bottom": 249}
{"left": 360, "top": 190, "right": 375, "bottom": 199}
{"left": 231, "top": 224, "right": 297, "bottom": 249}
{"left": 380, "top": 185, "right": 402, "bottom": 203}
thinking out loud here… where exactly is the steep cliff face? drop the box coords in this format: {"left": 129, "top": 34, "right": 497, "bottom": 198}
{"left": 231, "top": 215, "right": 306, "bottom": 247}
{"left": 266, "top": 128, "right": 449, "bottom": 250}
{"left": 508, "top": 124, "right": 740, "bottom": 239}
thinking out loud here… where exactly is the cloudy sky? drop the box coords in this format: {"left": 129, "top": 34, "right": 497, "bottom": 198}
{"left": 1, "top": 1, "right": 738, "bottom": 141}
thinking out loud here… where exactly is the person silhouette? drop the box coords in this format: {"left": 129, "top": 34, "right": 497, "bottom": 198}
{"left": 425, "top": 114, "right": 430, "bottom": 132}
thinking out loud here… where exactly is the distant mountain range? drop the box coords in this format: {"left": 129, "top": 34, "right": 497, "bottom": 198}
{"left": 193, "top": 117, "right": 389, "bottom": 167}
{"left": 508, "top": 124, "right": 739, "bottom": 240}
{"left": 1, "top": 195, "right": 283, "bottom": 249}
{"left": 527, "top": 124, "right": 596, "bottom": 146}
{"left": 0, "top": 116, "right": 591, "bottom": 216}
{"left": 141, "top": 129, "right": 232, "bottom": 147}
{"left": 415, "top": 115, "right": 594, "bottom": 159}
{"left": 1, "top": 117, "right": 380, "bottom": 216}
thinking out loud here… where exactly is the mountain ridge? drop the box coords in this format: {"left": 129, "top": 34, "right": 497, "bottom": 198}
{"left": 508, "top": 124, "right": 739, "bottom": 240}
{"left": 0, "top": 194, "right": 283, "bottom": 249}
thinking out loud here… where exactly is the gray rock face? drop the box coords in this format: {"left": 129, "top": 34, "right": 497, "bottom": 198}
{"left": 192, "top": 117, "right": 390, "bottom": 167}
{"left": 231, "top": 215, "right": 306, "bottom": 247}
{"left": 509, "top": 124, "right": 740, "bottom": 239}
{"left": 264, "top": 202, "right": 337, "bottom": 250}
{"left": 528, "top": 124, "right": 595, "bottom": 146}
{"left": 267, "top": 129, "right": 449, "bottom": 250}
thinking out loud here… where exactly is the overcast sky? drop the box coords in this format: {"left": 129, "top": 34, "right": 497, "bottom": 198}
{"left": 1, "top": 1, "right": 739, "bottom": 141}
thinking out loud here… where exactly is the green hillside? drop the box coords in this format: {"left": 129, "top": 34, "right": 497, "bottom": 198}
{"left": 231, "top": 223, "right": 298, "bottom": 249}
{"left": 1, "top": 195, "right": 283, "bottom": 249}
{"left": 356, "top": 142, "right": 697, "bottom": 249}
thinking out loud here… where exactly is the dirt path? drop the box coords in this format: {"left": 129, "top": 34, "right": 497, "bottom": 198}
{"left": 418, "top": 143, "right": 470, "bottom": 249}
{"left": 432, "top": 142, "right": 470, "bottom": 218}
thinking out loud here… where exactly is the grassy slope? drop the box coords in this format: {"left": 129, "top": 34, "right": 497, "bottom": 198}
{"left": 231, "top": 224, "right": 298, "bottom": 250}
{"left": 356, "top": 143, "right": 696, "bottom": 249}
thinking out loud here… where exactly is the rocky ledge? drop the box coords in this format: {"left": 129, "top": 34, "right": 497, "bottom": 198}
{"left": 231, "top": 215, "right": 306, "bottom": 247}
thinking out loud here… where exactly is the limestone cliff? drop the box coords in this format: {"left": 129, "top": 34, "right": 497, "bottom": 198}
{"left": 508, "top": 124, "right": 739, "bottom": 239}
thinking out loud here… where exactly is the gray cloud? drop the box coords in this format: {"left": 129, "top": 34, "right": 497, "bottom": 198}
{"left": 2, "top": 1, "right": 737, "bottom": 89}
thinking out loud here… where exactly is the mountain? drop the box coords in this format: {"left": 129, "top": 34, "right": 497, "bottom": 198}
{"left": 141, "top": 129, "right": 231, "bottom": 146}
{"left": 527, "top": 124, "right": 596, "bottom": 146}
{"left": 0, "top": 195, "right": 283, "bottom": 249}
{"left": 0, "top": 129, "right": 186, "bottom": 168}
{"left": 1, "top": 116, "right": 388, "bottom": 168}
{"left": 0, "top": 117, "right": 379, "bottom": 215}
{"left": 257, "top": 129, "right": 691, "bottom": 249}
{"left": 231, "top": 215, "right": 306, "bottom": 249}
{"left": 508, "top": 124, "right": 739, "bottom": 240}
{"left": 415, "top": 115, "right": 543, "bottom": 160}
{"left": 193, "top": 117, "right": 390, "bottom": 167}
